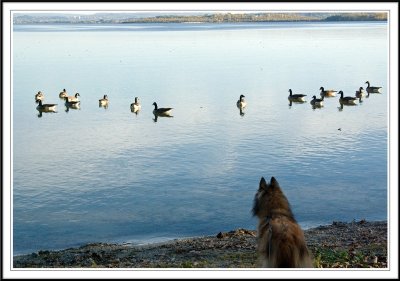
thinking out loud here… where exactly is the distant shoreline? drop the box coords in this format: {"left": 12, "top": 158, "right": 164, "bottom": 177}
{"left": 12, "top": 20, "right": 387, "bottom": 33}
{"left": 13, "top": 12, "right": 387, "bottom": 25}
{"left": 13, "top": 19, "right": 388, "bottom": 25}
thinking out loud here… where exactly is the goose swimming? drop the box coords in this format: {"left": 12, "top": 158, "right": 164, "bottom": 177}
{"left": 152, "top": 102, "right": 173, "bottom": 116}
{"left": 355, "top": 87, "right": 366, "bottom": 98}
{"left": 59, "top": 89, "right": 68, "bottom": 98}
{"left": 288, "top": 89, "right": 307, "bottom": 102}
{"left": 319, "top": 87, "right": 337, "bottom": 97}
{"left": 99, "top": 95, "right": 109, "bottom": 107}
{"left": 67, "top": 93, "right": 80, "bottom": 102}
{"left": 365, "top": 81, "right": 382, "bottom": 93}
{"left": 64, "top": 96, "right": 80, "bottom": 108}
{"left": 310, "top": 95, "right": 324, "bottom": 107}
{"left": 130, "top": 97, "right": 141, "bottom": 113}
{"left": 338, "top": 91, "right": 358, "bottom": 105}
{"left": 36, "top": 99, "right": 57, "bottom": 112}
{"left": 35, "top": 91, "right": 44, "bottom": 101}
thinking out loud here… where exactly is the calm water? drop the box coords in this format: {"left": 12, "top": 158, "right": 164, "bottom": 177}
{"left": 12, "top": 22, "right": 388, "bottom": 255}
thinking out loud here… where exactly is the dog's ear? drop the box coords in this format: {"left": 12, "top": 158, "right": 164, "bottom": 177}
{"left": 259, "top": 177, "right": 267, "bottom": 190}
{"left": 270, "top": 177, "right": 279, "bottom": 188}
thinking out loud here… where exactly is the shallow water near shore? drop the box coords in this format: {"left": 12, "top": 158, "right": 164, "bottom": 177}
{"left": 12, "top": 22, "right": 388, "bottom": 255}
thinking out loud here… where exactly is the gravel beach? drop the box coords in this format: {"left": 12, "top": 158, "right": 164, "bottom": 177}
{"left": 13, "top": 220, "right": 387, "bottom": 268}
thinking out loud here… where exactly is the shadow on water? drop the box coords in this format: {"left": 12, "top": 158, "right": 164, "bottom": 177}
{"left": 36, "top": 108, "right": 57, "bottom": 118}
{"left": 153, "top": 112, "right": 173, "bottom": 123}
{"left": 238, "top": 107, "right": 245, "bottom": 116}
{"left": 99, "top": 103, "right": 109, "bottom": 110}
{"left": 65, "top": 103, "right": 81, "bottom": 113}
{"left": 131, "top": 107, "right": 140, "bottom": 116}
{"left": 288, "top": 99, "right": 307, "bottom": 108}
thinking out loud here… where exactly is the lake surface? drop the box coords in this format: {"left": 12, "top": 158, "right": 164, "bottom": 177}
{"left": 12, "top": 22, "right": 388, "bottom": 255}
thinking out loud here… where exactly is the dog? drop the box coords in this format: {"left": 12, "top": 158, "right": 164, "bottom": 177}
{"left": 252, "top": 176, "right": 313, "bottom": 268}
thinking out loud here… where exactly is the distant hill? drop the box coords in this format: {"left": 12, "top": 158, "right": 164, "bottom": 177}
{"left": 324, "top": 13, "right": 387, "bottom": 21}
{"left": 13, "top": 12, "right": 387, "bottom": 24}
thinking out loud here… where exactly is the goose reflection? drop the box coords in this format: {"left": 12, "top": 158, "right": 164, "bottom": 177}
{"left": 65, "top": 104, "right": 81, "bottom": 112}
{"left": 131, "top": 107, "right": 140, "bottom": 115}
{"left": 99, "top": 103, "right": 109, "bottom": 109}
{"left": 37, "top": 110, "right": 56, "bottom": 118}
{"left": 36, "top": 110, "right": 57, "bottom": 118}
{"left": 288, "top": 99, "right": 307, "bottom": 108}
{"left": 153, "top": 112, "right": 173, "bottom": 122}
{"left": 37, "top": 106, "right": 57, "bottom": 114}
{"left": 239, "top": 107, "right": 245, "bottom": 116}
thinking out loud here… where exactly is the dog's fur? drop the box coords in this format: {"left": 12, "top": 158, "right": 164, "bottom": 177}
{"left": 252, "top": 177, "right": 313, "bottom": 268}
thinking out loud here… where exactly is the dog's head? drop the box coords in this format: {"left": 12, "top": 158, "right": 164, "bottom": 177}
{"left": 252, "top": 176, "right": 292, "bottom": 219}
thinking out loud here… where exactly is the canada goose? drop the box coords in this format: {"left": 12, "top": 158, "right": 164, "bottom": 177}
{"left": 288, "top": 89, "right": 307, "bottom": 102}
{"left": 355, "top": 87, "right": 366, "bottom": 98}
{"left": 319, "top": 87, "right": 337, "bottom": 97}
{"left": 236, "top": 94, "right": 247, "bottom": 108}
{"left": 310, "top": 95, "right": 324, "bottom": 107}
{"left": 64, "top": 96, "right": 80, "bottom": 108}
{"left": 35, "top": 91, "right": 44, "bottom": 101}
{"left": 36, "top": 99, "right": 57, "bottom": 112}
{"left": 338, "top": 91, "right": 358, "bottom": 105}
{"left": 365, "top": 81, "right": 382, "bottom": 93}
{"left": 67, "top": 93, "right": 80, "bottom": 102}
{"left": 152, "top": 102, "right": 173, "bottom": 116}
{"left": 59, "top": 89, "right": 68, "bottom": 98}
{"left": 130, "top": 97, "right": 141, "bottom": 113}
{"left": 99, "top": 94, "right": 108, "bottom": 105}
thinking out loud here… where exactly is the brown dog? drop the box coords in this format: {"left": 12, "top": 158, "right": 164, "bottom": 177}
{"left": 252, "top": 176, "right": 313, "bottom": 268}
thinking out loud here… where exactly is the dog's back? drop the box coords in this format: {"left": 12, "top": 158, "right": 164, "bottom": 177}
{"left": 253, "top": 177, "right": 313, "bottom": 268}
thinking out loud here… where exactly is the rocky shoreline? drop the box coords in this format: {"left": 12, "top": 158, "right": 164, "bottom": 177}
{"left": 13, "top": 220, "right": 387, "bottom": 268}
